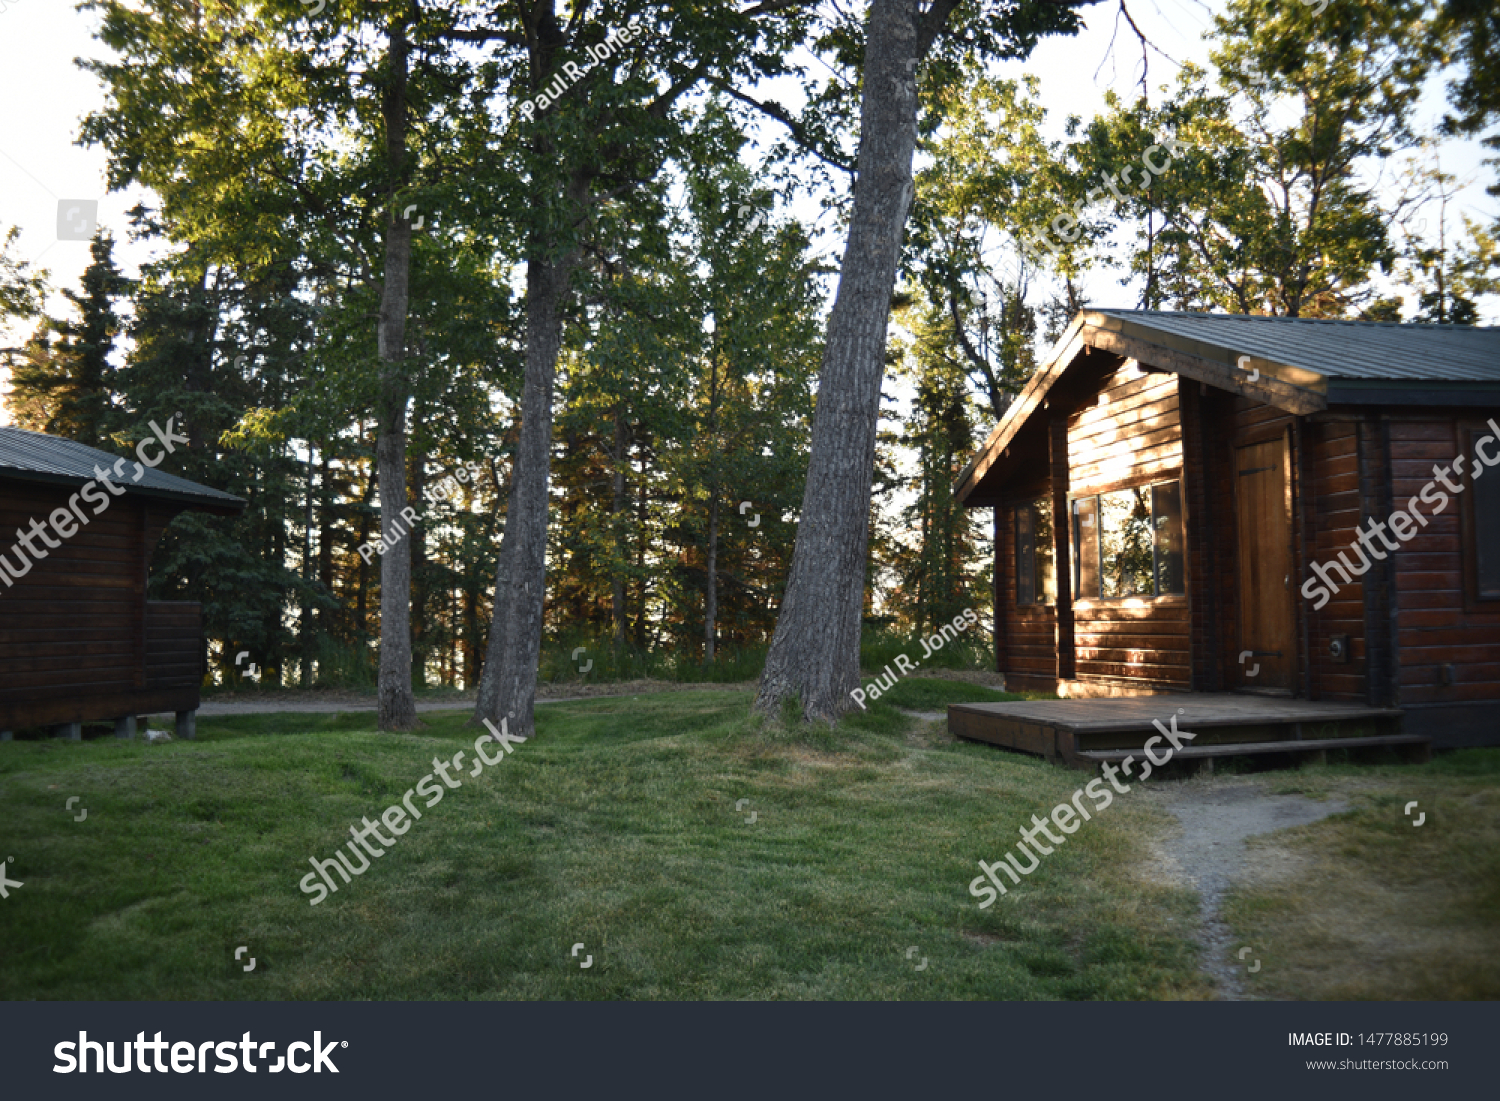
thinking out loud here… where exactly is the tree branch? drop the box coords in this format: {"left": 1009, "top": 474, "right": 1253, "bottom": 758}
{"left": 711, "top": 81, "right": 856, "bottom": 175}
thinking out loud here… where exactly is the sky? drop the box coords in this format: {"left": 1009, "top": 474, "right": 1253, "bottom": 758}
{"left": 0, "top": 0, "right": 1496, "bottom": 430}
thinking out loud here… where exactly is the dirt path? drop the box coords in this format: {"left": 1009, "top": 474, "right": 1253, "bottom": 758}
{"left": 1139, "top": 779, "right": 1348, "bottom": 999}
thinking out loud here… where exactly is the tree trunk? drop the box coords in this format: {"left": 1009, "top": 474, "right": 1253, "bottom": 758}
{"left": 611, "top": 404, "right": 627, "bottom": 649}
{"left": 410, "top": 431, "right": 427, "bottom": 685}
{"left": 705, "top": 490, "right": 719, "bottom": 663}
{"left": 356, "top": 454, "right": 374, "bottom": 643}
{"left": 318, "top": 448, "right": 334, "bottom": 641}
{"left": 473, "top": 252, "right": 576, "bottom": 736}
{"left": 300, "top": 444, "right": 315, "bottom": 688}
{"left": 754, "top": 0, "right": 922, "bottom": 723}
{"left": 376, "top": 18, "right": 417, "bottom": 730}
{"left": 635, "top": 475, "right": 648, "bottom": 648}
{"left": 704, "top": 354, "right": 721, "bottom": 664}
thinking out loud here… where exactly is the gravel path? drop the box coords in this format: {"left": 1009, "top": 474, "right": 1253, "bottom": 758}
{"left": 1140, "top": 780, "right": 1348, "bottom": 999}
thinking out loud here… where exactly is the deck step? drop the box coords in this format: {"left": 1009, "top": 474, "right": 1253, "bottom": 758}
{"left": 1075, "top": 733, "right": 1430, "bottom": 762}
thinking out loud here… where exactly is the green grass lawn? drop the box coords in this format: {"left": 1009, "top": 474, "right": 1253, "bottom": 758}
{"left": 0, "top": 678, "right": 1211, "bottom": 1000}
{"left": 1224, "top": 751, "right": 1500, "bottom": 1000}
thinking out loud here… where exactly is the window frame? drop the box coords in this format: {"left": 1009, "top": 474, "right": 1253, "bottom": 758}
{"left": 1014, "top": 496, "right": 1055, "bottom": 607}
{"left": 1069, "top": 474, "right": 1188, "bottom": 604}
{"left": 1460, "top": 423, "right": 1500, "bottom": 609}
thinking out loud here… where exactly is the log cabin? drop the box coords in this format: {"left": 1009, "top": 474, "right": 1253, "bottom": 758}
{"left": 950, "top": 310, "right": 1500, "bottom": 767}
{"left": 0, "top": 425, "right": 245, "bottom": 740}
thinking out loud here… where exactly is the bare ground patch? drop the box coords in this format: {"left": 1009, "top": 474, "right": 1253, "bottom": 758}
{"left": 1140, "top": 763, "right": 1500, "bottom": 1000}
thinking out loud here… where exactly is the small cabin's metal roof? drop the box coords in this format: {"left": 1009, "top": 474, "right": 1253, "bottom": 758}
{"left": 955, "top": 309, "right": 1500, "bottom": 508}
{"left": 0, "top": 425, "right": 245, "bottom": 513}
{"left": 1094, "top": 309, "right": 1500, "bottom": 383}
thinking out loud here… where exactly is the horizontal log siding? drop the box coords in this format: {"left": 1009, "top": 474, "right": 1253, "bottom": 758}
{"left": 1068, "top": 364, "right": 1189, "bottom": 687}
{"left": 0, "top": 483, "right": 143, "bottom": 701}
{"left": 0, "top": 480, "right": 202, "bottom": 726}
{"left": 1068, "top": 366, "right": 1182, "bottom": 492}
{"left": 1303, "top": 419, "right": 1370, "bottom": 701}
{"left": 1388, "top": 417, "right": 1500, "bottom": 705}
{"left": 145, "top": 602, "right": 203, "bottom": 688}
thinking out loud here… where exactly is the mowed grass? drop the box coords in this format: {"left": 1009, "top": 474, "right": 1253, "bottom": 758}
{"left": 1224, "top": 751, "right": 1500, "bottom": 1000}
{"left": 0, "top": 680, "right": 1210, "bottom": 1000}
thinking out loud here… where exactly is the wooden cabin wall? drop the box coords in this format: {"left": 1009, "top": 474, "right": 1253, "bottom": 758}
{"left": 1066, "top": 362, "right": 1189, "bottom": 688}
{"left": 1299, "top": 418, "right": 1371, "bottom": 702}
{"left": 0, "top": 479, "right": 198, "bottom": 728}
{"left": 997, "top": 498, "right": 1059, "bottom": 691}
{"left": 0, "top": 481, "right": 144, "bottom": 701}
{"left": 1388, "top": 415, "right": 1500, "bottom": 707}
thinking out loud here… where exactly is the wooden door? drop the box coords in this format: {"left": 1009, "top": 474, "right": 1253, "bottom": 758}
{"left": 1235, "top": 437, "right": 1295, "bottom": 689}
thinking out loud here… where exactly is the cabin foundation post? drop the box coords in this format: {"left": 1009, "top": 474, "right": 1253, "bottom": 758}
{"left": 114, "top": 716, "right": 137, "bottom": 740}
{"left": 55, "top": 721, "right": 82, "bottom": 740}
{"left": 175, "top": 709, "right": 197, "bottom": 740}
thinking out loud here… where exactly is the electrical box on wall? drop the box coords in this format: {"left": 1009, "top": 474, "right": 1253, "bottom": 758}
{"left": 1329, "top": 634, "right": 1351, "bottom": 662}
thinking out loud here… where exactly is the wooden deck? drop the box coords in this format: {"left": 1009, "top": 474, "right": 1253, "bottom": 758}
{"left": 949, "top": 693, "right": 1425, "bottom": 769}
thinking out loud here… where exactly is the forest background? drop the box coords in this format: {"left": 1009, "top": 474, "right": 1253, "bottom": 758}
{"left": 1, "top": 0, "right": 1496, "bottom": 695}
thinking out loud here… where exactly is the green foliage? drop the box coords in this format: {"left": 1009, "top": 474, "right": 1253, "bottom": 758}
{"left": 1438, "top": 0, "right": 1500, "bottom": 197}
{"left": 0, "top": 225, "right": 48, "bottom": 335}
{"left": 860, "top": 626, "right": 992, "bottom": 673}
{"left": 7, "top": 232, "right": 128, "bottom": 446}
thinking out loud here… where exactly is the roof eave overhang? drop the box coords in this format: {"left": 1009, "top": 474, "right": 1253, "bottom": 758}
{"left": 0, "top": 469, "right": 247, "bottom": 516}
{"left": 954, "top": 310, "right": 1329, "bottom": 508}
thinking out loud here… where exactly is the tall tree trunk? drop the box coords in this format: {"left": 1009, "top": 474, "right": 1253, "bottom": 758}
{"left": 611, "top": 405, "right": 627, "bottom": 649}
{"left": 356, "top": 454, "right": 374, "bottom": 644}
{"left": 300, "top": 444, "right": 315, "bottom": 687}
{"left": 705, "top": 491, "right": 719, "bottom": 663}
{"left": 410, "top": 430, "right": 427, "bottom": 687}
{"left": 635, "top": 476, "right": 648, "bottom": 648}
{"left": 473, "top": 251, "right": 577, "bottom": 736}
{"left": 318, "top": 448, "right": 334, "bottom": 641}
{"left": 376, "top": 19, "right": 417, "bottom": 730}
{"left": 704, "top": 356, "right": 721, "bottom": 664}
{"left": 754, "top": 0, "right": 923, "bottom": 723}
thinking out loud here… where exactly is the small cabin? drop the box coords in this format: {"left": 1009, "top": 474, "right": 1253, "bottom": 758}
{"left": 0, "top": 426, "right": 245, "bottom": 740}
{"left": 953, "top": 310, "right": 1500, "bottom": 758}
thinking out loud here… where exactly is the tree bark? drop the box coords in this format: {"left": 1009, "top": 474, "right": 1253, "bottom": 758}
{"left": 705, "top": 490, "right": 719, "bottom": 663}
{"left": 753, "top": 0, "right": 924, "bottom": 723}
{"left": 300, "top": 444, "right": 315, "bottom": 688}
{"left": 376, "top": 18, "right": 417, "bottom": 730}
{"left": 611, "top": 404, "right": 627, "bottom": 649}
{"left": 704, "top": 355, "right": 720, "bottom": 663}
{"left": 473, "top": 251, "right": 577, "bottom": 736}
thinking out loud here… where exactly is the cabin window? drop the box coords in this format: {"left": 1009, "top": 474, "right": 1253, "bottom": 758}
{"left": 1466, "top": 429, "right": 1500, "bottom": 601}
{"left": 1072, "top": 480, "right": 1185, "bottom": 599}
{"left": 1071, "top": 497, "right": 1099, "bottom": 599}
{"left": 1152, "top": 482, "right": 1185, "bottom": 595}
{"left": 1015, "top": 498, "right": 1055, "bottom": 605}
